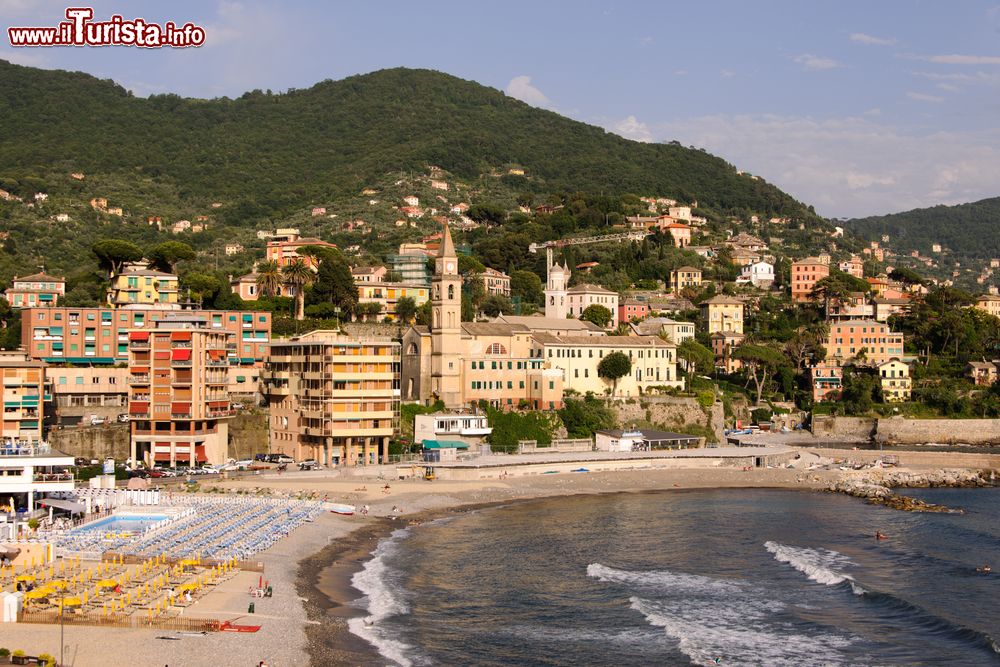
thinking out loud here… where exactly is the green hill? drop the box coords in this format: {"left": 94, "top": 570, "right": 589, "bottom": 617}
{"left": 0, "top": 60, "right": 815, "bottom": 221}
{"left": 845, "top": 197, "right": 1000, "bottom": 260}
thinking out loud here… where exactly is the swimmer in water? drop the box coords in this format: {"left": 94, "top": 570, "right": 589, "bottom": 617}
{"left": 875, "top": 531, "right": 887, "bottom": 540}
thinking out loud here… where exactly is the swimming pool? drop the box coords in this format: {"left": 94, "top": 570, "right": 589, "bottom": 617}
{"left": 78, "top": 514, "right": 167, "bottom": 534}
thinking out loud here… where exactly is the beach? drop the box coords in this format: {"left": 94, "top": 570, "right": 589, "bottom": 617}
{"left": 3, "top": 446, "right": 997, "bottom": 667}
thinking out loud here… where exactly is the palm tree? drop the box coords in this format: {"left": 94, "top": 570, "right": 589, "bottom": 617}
{"left": 281, "top": 258, "right": 314, "bottom": 320}
{"left": 255, "top": 260, "right": 283, "bottom": 298}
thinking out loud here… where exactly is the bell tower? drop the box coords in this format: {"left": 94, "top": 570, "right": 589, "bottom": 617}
{"left": 430, "top": 223, "right": 463, "bottom": 409}
{"left": 544, "top": 257, "right": 570, "bottom": 320}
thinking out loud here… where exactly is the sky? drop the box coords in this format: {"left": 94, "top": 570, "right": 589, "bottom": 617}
{"left": 2, "top": 0, "right": 999, "bottom": 219}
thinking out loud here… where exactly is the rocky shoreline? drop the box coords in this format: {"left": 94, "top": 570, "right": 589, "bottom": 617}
{"left": 830, "top": 468, "right": 997, "bottom": 512}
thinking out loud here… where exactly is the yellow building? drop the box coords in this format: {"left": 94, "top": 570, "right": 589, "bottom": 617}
{"left": 262, "top": 330, "right": 400, "bottom": 466}
{"left": 974, "top": 295, "right": 1000, "bottom": 318}
{"left": 530, "top": 334, "right": 682, "bottom": 397}
{"left": 669, "top": 266, "right": 702, "bottom": 292}
{"left": 700, "top": 295, "right": 744, "bottom": 335}
{"left": 108, "top": 263, "right": 179, "bottom": 307}
{"left": 878, "top": 358, "right": 911, "bottom": 402}
{"left": 1, "top": 350, "right": 47, "bottom": 446}
{"left": 356, "top": 282, "right": 430, "bottom": 321}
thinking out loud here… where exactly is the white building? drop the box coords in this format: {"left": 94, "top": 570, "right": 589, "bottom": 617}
{"left": 0, "top": 443, "right": 75, "bottom": 515}
{"left": 414, "top": 412, "right": 492, "bottom": 448}
{"left": 736, "top": 261, "right": 775, "bottom": 288}
{"left": 566, "top": 284, "right": 620, "bottom": 328}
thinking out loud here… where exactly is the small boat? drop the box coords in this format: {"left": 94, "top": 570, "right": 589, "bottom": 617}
{"left": 218, "top": 620, "right": 261, "bottom": 633}
{"left": 327, "top": 503, "right": 355, "bottom": 516}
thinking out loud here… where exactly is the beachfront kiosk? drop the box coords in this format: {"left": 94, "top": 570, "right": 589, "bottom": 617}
{"left": 595, "top": 429, "right": 702, "bottom": 452}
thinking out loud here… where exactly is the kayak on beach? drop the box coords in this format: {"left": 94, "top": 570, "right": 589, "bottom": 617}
{"left": 327, "top": 503, "right": 356, "bottom": 516}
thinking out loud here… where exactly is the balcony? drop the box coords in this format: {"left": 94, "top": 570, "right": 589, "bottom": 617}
{"left": 129, "top": 375, "right": 151, "bottom": 384}
{"left": 129, "top": 342, "right": 150, "bottom": 350}
{"left": 172, "top": 376, "right": 192, "bottom": 386}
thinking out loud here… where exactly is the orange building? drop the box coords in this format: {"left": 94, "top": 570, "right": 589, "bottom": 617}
{"left": 791, "top": 257, "right": 830, "bottom": 303}
{"left": 128, "top": 315, "right": 232, "bottom": 467}
{"left": 266, "top": 237, "right": 338, "bottom": 269}
{"left": 826, "top": 319, "right": 905, "bottom": 365}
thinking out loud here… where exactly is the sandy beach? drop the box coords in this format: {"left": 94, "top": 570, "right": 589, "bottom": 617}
{"left": 3, "top": 446, "right": 996, "bottom": 667}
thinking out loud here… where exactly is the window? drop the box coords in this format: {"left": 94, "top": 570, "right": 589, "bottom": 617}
{"left": 486, "top": 343, "right": 507, "bottom": 355}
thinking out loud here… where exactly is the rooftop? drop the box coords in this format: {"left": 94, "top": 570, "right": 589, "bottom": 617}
{"left": 532, "top": 332, "right": 674, "bottom": 348}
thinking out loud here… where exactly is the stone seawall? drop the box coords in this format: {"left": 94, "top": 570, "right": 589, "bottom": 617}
{"left": 611, "top": 396, "right": 725, "bottom": 443}
{"left": 876, "top": 418, "right": 1000, "bottom": 445}
{"left": 810, "top": 416, "right": 876, "bottom": 440}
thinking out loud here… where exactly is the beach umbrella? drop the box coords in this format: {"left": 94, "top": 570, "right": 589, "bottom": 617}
{"left": 15, "top": 574, "right": 35, "bottom": 583}
{"left": 24, "top": 588, "right": 51, "bottom": 600}
{"left": 96, "top": 579, "right": 117, "bottom": 589}
{"left": 57, "top": 597, "right": 82, "bottom": 609}
{"left": 47, "top": 579, "right": 69, "bottom": 590}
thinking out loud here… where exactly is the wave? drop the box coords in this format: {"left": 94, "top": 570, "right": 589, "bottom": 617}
{"left": 348, "top": 527, "right": 419, "bottom": 667}
{"left": 764, "top": 541, "right": 866, "bottom": 594}
{"left": 765, "top": 543, "right": 1000, "bottom": 657}
{"left": 588, "top": 563, "right": 853, "bottom": 666}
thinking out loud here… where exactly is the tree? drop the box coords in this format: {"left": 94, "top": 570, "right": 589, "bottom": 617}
{"left": 784, "top": 325, "right": 828, "bottom": 372}
{"left": 415, "top": 299, "right": 432, "bottom": 326}
{"left": 733, "top": 344, "right": 787, "bottom": 405}
{"left": 146, "top": 241, "right": 196, "bottom": 273}
{"left": 581, "top": 304, "right": 613, "bottom": 328}
{"left": 307, "top": 249, "right": 358, "bottom": 316}
{"left": 840, "top": 366, "right": 880, "bottom": 414}
{"left": 255, "top": 260, "right": 283, "bottom": 298}
{"left": 559, "top": 395, "right": 617, "bottom": 437}
{"left": 480, "top": 294, "right": 514, "bottom": 317}
{"left": 467, "top": 203, "right": 506, "bottom": 225}
{"left": 677, "top": 338, "right": 714, "bottom": 376}
{"left": 889, "top": 267, "right": 925, "bottom": 286}
{"left": 395, "top": 296, "right": 418, "bottom": 323}
{"left": 92, "top": 239, "right": 143, "bottom": 276}
{"left": 281, "top": 258, "right": 314, "bottom": 320}
{"left": 597, "top": 351, "right": 632, "bottom": 395}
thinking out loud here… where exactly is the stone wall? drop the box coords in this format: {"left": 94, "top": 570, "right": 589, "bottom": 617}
{"left": 811, "top": 416, "right": 876, "bottom": 440}
{"left": 876, "top": 418, "right": 1000, "bottom": 446}
{"left": 611, "top": 396, "right": 725, "bottom": 444}
{"left": 48, "top": 423, "right": 130, "bottom": 461}
{"left": 228, "top": 411, "right": 269, "bottom": 461}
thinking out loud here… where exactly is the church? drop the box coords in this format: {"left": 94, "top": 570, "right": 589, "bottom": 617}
{"left": 401, "top": 223, "right": 681, "bottom": 409}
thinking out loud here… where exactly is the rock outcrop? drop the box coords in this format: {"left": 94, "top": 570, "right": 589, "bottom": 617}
{"left": 830, "top": 468, "right": 996, "bottom": 512}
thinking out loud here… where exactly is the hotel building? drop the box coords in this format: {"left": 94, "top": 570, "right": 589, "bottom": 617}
{"left": 263, "top": 330, "right": 400, "bottom": 467}
{"left": 128, "top": 316, "right": 232, "bottom": 467}
{"left": 530, "top": 334, "right": 682, "bottom": 396}
{"left": 23, "top": 307, "right": 271, "bottom": 366}
{"left": 700, "top": 295, "right": 745, "bottom": 335}
{"left": 1, "top": 351, "right": 48, "bottom": 446}
{"left": 826, "top": 319, "right": 905, "bottom": 365}
{"left": 791, "top": 257, "right": 830, "bottom": 303}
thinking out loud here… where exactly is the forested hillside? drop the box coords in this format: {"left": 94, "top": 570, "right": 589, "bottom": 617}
{"left": 845, "top": 197, "right": 1000, "bottom": 260}
{"left": 0, "top": 60, "right": 816, "bottom": 223}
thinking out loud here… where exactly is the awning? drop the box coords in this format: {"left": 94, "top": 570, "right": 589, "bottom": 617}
{"left": 172, "top": 348, "right": 192, "bottom": 361}
{"left": 129, "top": 332, "right": 150, "bottom": 341}
{"left": 170, "top": 331, "right": 192, "bottom": 342}
{"left": 171, "top": 402, "right": 191, "bottom": 413}
{"left": 421, "top": 440, "right": 470, "bottom": 450}
{"left": 154, "top": 351, "right": 170, "bottom": 360}
{"left": 39, "top": 498, "right": 85, "bottom": 514}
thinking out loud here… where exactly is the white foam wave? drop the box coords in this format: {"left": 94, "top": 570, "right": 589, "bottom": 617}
{"left": 348, "top": 528, "right": 417, "bottom": 667}
{"left": 589, "top": 563, "right": 855, "bottom": 665}
{"left": 630, "top": 596, "right": 854, "bottom": 666}
{"left": 764, "top": 541, "right": 865, "bottom": 594}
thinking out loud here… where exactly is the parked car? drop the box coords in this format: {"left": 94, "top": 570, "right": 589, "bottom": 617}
{"left": 89, "top": 415, "right": 106, "bottom": 426}
{"left": 274, "top": 454, "right": 295, "bottom": 464}
{"left": 234, "top": 459, "right": 253, "bottom": 470}
{"left": 254, "top": 453, "right": 269, "bottom": 462}
{"left": 298, "top": 459, "right": 319, "bottom": 471}
{"left": 145, "top": 468, "right": 166, "bottom": 478}
{"left": 231, "top": 402, "right": 245, "bottom": 410}
{"left": 117, "top": 414, "right": 130, "bottom": 423}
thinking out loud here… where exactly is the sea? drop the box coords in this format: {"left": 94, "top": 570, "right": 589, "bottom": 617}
{"left": 347, "top": 488, "right": 1000, "bottom": 667}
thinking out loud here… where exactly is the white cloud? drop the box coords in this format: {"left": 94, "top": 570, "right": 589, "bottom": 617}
{"left": 936, "top": 82, "right": 961, "bottom": 92}
{"left": 650, "top": 113, "right": 1000, "bottom": 217}
{"left": 915, "top": 54, "right": 1000, "bottom": 65}
{"left": 792, "top": 54, "right": 841, "bottom": 70}
{"left": 850, "top": 32, "right": 896, "bottom": 46}
{"left": 505, "top": 75, "right": 553, "bottom": 109}
{"left": 906, "top": 91, "right": 945, "bottom": 102}
{"left": 613, "top": 115, "right": 653, "bottom": 142}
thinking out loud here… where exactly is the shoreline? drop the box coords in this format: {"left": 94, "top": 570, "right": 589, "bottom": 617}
{"left": 294, "top": 466, "right": 844, "bottom": 667}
